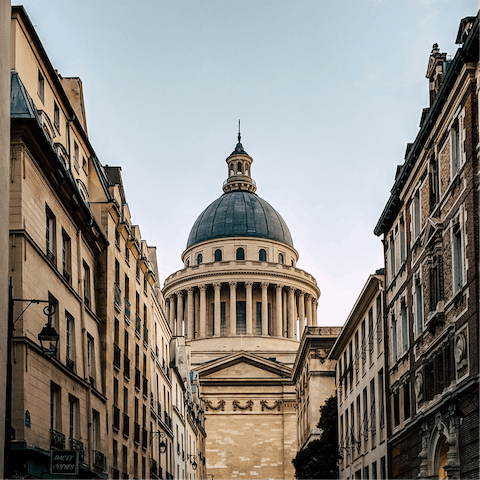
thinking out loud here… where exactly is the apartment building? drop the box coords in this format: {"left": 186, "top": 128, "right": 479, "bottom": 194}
{"left": 329, "top": 272, "right": 388, "bottom": 480}
{"left": 374, "top": 15, "right": 479, "bottom": 480}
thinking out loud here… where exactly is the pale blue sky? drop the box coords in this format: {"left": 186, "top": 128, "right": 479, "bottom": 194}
{"left": 15, "top": 0, "right": 478, "bottom": 325}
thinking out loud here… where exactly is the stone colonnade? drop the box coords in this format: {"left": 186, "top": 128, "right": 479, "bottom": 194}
{"left": 165, "top": 281, "right": 318, "bottom": 340}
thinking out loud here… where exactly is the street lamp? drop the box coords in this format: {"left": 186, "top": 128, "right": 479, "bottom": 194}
{"left": 5, "top": 278, "right": 60, "bottom": 477}
{"left": 448, "top": 403, "right": 465, "bottom": 429}
{"left": 150, "top": 431, "right": 167, "bottom": 454}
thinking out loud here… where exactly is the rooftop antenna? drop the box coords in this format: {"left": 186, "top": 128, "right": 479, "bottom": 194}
{"left": 238, "top": 119, "right": 241, "bottom": 143}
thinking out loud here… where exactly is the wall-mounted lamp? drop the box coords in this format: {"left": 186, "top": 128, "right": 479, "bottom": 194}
{"left": 150, "top": 431, "right": 167, "bottom": 453}
{"left": 448, "top": 403, "right": 465, "bottom": 429}
{"left": 186, "top": 454, "right": 197, "bottom": 470}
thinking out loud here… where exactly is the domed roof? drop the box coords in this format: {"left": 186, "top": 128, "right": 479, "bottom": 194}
{"left": 186, "top": 190, "right": 294, "bottom": 249}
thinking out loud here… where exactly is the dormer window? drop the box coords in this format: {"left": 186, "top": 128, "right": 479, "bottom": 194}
{"left": 214, "top": 249, "right": 222, "bottom": 262}
{"left": 259, "top": 249, "right": 267, "bottom": 262}
{"left": 197, "top": 254, "right": 203, "bottom": 265}
{"left": 236, "top": 248, "right": 245, "bottom": 261}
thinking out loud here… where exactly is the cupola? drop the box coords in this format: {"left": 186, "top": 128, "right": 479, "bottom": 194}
{"left": 223, "top": 129, "right": 257, "bottom": 193}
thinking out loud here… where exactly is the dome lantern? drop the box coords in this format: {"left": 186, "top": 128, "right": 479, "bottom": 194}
{"left": 223, "top": 125, "right": 257, "bottom": 194}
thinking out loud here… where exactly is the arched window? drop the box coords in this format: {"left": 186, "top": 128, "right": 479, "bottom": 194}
{"left": 186, "top": 259, "right": 190, "bottom": 267}
{"left": 291, "top": 259, "right": 294, "bottom": 266}
{"left": 214, "top": 249, "right": 222, "bottom": 262}
{"left": 237, "top": 162, "right": 242, "bottom": 174}
{"left": 259, "top": 249, "right": 267, "bottom": 262}
{"left": 246, "top": 164, "right": 249, "bottom": 176}
{"left": 236, "top": 248, "right": 245, "bottom": 261}
{"left": 278, "top": 253, "right": 284, "bottom": 264}
{"left": 230, "top": 163, "right": 234, "bottom": 176}
{"left": 197, "top": 253, "right": 203, "bottom": 265}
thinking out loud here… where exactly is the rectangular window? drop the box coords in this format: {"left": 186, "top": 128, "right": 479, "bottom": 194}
{"left": 378, "top": 369, "right": 385, "bottom": 429}
{"left": 451, "top": 118, "right": 461, "bottom": 175}
{"left": 415, "top": 277, "right": 424, "bottom": 335}
{"left": 83, "top": 261, "right": 91, "bottom": 308}
{"left": 380, "top": 457, "right": 386, "bottom": 480}
{"left": 66, "top": 312, "right": 75, "bottom": 371}
{"left": 453, "top": 222, "right": 464, "bottom": 291}
{"left": 38, "top": 69, "right": 45, "bottom": 103}
{"left": 372, "top": 461, "right": 377, "bottom": 480}
{"left": 413, "top": 190, "right": 421, "bottom": 240}
{"left": 348, "top": 341, "right": 353, "bottom": 389}
{"left": 122, "top": 445, "right": 128, "bottom": 475}
{"left": 389, "top": 233, "right": 396, "bottom": 279}
{"left": 54, "top": 102, "right": 60, "bottom": 132}
{"left": 364, "top": 466, "right": 369, "bottom": 480}
{"left": 391, "top": 313, "right": 398, "bottom": 363}
{"left": 46, "top": 205, "right": 56, "bottom": 262}
{"left": 69, "top": 395, "right": 79, "bottom": 440}
{"left": 50, "top": 382, "right": 61, "bottom": 432}
{"left": 62, "top": 229, "right": 71, "bottom": 283}
{"left": 370, "top": 378, "right": 376, "bottom": 444}
{"left": 400, "top": 299, "right": 408, "bottom": 353}
{"left": 430, "top": 256, "right": 440, "bottom": 311}
{"left": 393, "top": 390, "right": 400, "bottom": 427}
{"left": 354, "top": 330, "right": 359, "bottom": 382}
{"left": 361, "top": 322, "right": 366, "bottom": 366}
{"left": 220, "top": 302, "right": 226, "bottom": 336}
{"left": 376, "top": 294, "right": 382, "bottom": 348}
{"left": 87, "top": 334, "right": 95, "bottom": 384}
{"left": 356, "top": 396, "right": 361, "bottom": 452}
{"left": 363, "top": 387, "right": 368, "bottom": 444}
{"left": 92, "top": 409, "right": 100, "bottom": 452}
{"left": 403, "top": 381, "right": 411, "bottom": 420}
{"left": 256, "top": 302, "right": 262, "bottom": 335}
{"left": 113, "top": 439, "right": 118, "bottom": 469}
{"left": 73, "top": 141, "right": 79, "bottom": 172}
{"left": 125, "top": 245, "right": 130, "bottom": 264}
{"left": 430, "top": 157, "right": 439, "bottom": 211}
{"left": 399, "top": 216, "right": 406, "bottom": 263}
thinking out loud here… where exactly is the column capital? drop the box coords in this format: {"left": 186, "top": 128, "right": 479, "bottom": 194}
{"left": 245, "top": 280, "right": 254, "bottom": 288}
{"left": 275, "top": 284, "right": 283, "bottom": 291}
{"left": 305, "top": 293, "right": 313, "bottom": 301}
{"left": 213, "top": 282, "right": 222, "bottom": 291}
{"left": 296, "top": 289, "right": 305, "bottom": 297}
{"left": 261, "top": 281, "right": 269, "bottom": 290}
{"left": 177, "top": 290, "right": 184, "bottom": 298}
{"left": 288, "top": 286, "right": 296, "bottom": 294}
{"left": 229, "top": 281, "right": 237, "bottom": 289}
{"left": 185, "top": 287, "right": 193, "bottom": 294}
{"left": 199, "top": 284, "right": 207, "bottom": 292}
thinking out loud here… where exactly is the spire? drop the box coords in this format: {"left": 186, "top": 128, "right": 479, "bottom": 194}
{"left": 238, "top": 119, "right": 241, "bottom": 143}
{"left": 230, "top": 119, "right": 248, "bottom": 156}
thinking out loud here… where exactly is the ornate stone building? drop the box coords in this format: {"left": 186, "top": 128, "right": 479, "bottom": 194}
{"left": 163, "top": 135, "right": 335, "bottom": 479}
{"left": 374, "top": 15, "right": 479, "bottom": 480}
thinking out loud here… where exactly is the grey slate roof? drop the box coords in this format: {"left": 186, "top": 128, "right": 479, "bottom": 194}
{"left": 186, "top": 190, "right": 294, "bottom": 249}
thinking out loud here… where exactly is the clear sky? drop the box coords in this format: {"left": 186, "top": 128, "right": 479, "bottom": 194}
{"left": 14, "top": 0, "right": 478, "bottom": 326}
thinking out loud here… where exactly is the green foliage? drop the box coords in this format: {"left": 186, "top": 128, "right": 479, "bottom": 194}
{"left": 292, "top": 396, "right": 341, "bottom": 479}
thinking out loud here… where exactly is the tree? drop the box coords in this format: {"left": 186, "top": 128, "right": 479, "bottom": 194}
{"left": 292, "top": 395, "right": 341, "bottom": 479}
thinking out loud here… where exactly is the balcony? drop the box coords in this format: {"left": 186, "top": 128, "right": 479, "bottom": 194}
{"left": 124, "top": 298, "right": 131, "bottom": 323}
{"left": 66, "top": 358, "right": 75, "bottom": 372}
{"left": 142, "top": 376, "right": 148, "bottom": 398}
{"left": 123, "top": 413, "right": 130, "bottom": 437}
{"left": 113, "top": 343, "right": 121, "bottom": 370}
{"left": 63, "top": 268, "right": 71, "bottom": 284}
{"left": 70, "top": 437, "right": 85, "bottom": 463}
{"left": 135, "top": 315, "right": 141, "bottom": 337}
{"left": 93, "top": 450, "right": 106, "bottom": 471}
{"left": 143, "top": 325, "right": 148, "bottom": 346}
{"left": 112, "top": 405, "right": 120, "bottom": 431}
{"left": 114, "top": 283, "right": 122, "bottom": 311}
{"left": 123, "top": 354, "right": 130, "bottom": 379}
{"left": 135, "top": 367, "right": 141, "bottom": 390}
{"left": 164, "top": 411, "right": 172, "bottom": 430}
{"left": 134, "top": 422, "right": 140, "bottom": 444}
{"left": 142, "top": 428, "right": 148, "bottom": 450}
{"left": 50, "top": 429, "right": 65, "bottom": 449}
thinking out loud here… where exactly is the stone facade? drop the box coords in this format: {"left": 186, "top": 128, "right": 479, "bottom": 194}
{"left": 374, "top": 15, "right": 479, "bottom": 480}
{"left": 163, "top": 137, "right": 339, "bottom": 479}
{"left": 6, "top": 6, "right": 206, "bottom": 479}
{"left": 329, "top": 273, "right": 388, "bottom": 480}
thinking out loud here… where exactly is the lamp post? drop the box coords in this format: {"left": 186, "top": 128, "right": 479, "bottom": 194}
{"left": 4, "top": 278, "right": 59, "bottom": 478}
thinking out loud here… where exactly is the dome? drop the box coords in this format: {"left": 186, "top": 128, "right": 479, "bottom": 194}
{"left": 186, "top": 190, "right": 294, "bottom": 249}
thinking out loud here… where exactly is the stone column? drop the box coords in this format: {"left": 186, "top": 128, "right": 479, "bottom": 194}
{"left": 261, "top": 282, "right": 269, "bottom": 336}
{"left": 275, "top": 284, "right": 283, "bottom": 337}
{"left": 298, "top": 291, "right": 305, "bottom": 338}
{"left": 199, "top": 284, "right": 206, "bottom": 338}
{"left": 176, "top": 291, "right": 184, "bottom": 337}
{"left": 245, "top": 281, "right": 253, "bottom": 335}
{"left": 229, "top": 281, "right": 237, "bottom": 336}
{"left": 288, "top": 287, "right": 295, "bottom": 338}
{"left": 186, "top": 287, "right": 194, "bottom": 340}
{"left": 213, "top": 283, "right": 221, "bottom": 337}
{"left": 169, "top": 294, "right": 176, "bottom": 334}
{"left": 283, "top": 290, "right": 288, "bottom": 337}
{"left": 313, "top": 300, "right": 318, "bottom": 326}
{"left": 306, "top": 294, "right": 313, "bottom": 326}
{"left": 165, "top": 297, "right": 171, "bottom": 330}
{"left": 195, "top": 289, "right": 200, "bottom": 337}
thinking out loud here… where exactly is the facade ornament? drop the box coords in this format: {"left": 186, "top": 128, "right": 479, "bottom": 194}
{"left": 232, "top": 400, "right": 253, "bottom": 411}
{"left": 415, "top": 371, "right": 424, "bottom": 402}
{"left": 244, "top": 280, "right": 254, "bottom": 288}
{"left": 454, "top": 332, "right": 467, "bottom": 367}
{"left": 213, "top": 282, "right": 222, "bottom": 291}
{"left": 260, "top": 400, "right": 282, "bottom": 411}
{"left": 204, "top": 399, "right": 225, "bottom": 412}
{"left": 229, "top": 281, "right": 237, "bottom": 288}
{"left": 261, "top": 282, "right": 269, "bottom": 290}
{"left": 315, "top": 348, "right": 330, "bottom": 363}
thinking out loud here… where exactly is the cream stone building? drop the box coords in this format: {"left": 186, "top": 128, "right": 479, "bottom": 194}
{"left": 329, "top": 272, "right": 388, "bottom": 480}
{"left": 163, "top": 135, "right": 334, "bottom": 480}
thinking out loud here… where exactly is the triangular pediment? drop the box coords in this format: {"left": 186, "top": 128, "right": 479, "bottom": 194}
{"left": 196, "top": 351, "right": 292, "bottom": 380}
